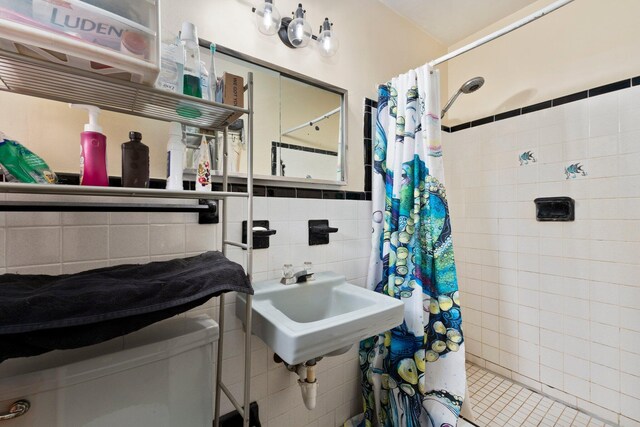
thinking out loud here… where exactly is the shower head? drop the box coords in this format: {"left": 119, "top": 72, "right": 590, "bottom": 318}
{"left": 460, "top": 76, "right": 485, "bottom": 94}
{"left": 441, "top": 76, "right": 485, "bottom": 118}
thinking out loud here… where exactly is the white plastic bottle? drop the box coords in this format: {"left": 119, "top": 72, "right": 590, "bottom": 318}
{"left": 166, "top": 122, "right": 185, "bottom": 190}
{"left": 155, "top": 34, "right": 184, "bottom": 94}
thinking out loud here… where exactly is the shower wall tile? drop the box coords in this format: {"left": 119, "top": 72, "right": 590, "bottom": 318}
{"left": 443, "top": 83, "right": 640, "bottom": 426}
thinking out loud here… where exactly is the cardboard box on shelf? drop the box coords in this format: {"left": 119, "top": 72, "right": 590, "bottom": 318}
{"left": 221, "top": 72, "right": 244, "bottom": 124}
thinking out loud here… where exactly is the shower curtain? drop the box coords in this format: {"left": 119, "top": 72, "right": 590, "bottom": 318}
{"left": 356, "top": 66, "right": 466, "bottom": 427}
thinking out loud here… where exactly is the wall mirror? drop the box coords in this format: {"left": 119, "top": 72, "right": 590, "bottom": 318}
{"left": 199, "top": 42, "right": 347, "bottom": 185}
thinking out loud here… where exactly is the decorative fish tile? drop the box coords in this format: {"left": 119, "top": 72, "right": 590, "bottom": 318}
{"left": 564, "top": 162, "right": 587, "bottom": 179}
{"left": 519, "top": 151, "right": 537, "bottom": 165}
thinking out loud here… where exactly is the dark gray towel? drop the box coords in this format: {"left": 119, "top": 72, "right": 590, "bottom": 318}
{"left": 0, "top": 251, "right": 252, "bottom": 362}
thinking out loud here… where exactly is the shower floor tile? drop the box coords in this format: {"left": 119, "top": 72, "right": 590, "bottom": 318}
{"left": 464, "top": 363, "right": 616, "bottom": 427}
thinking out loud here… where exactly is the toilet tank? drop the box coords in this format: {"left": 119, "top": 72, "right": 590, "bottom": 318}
{"left": 0, "top": 315, "right": 218, "bottom": 427}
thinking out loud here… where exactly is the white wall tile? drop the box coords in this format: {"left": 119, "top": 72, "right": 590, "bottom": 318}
{"left": 6, "top": 227, "right": 61, "bottom": 267}
{"left": 109, "top": 212, "right": 149, "bottom": 225}
{"left": 620, "top": 329, "right": 640, "bottom": 354}
{"left": 0, "top": 229, "right": 6, "bottom": 268}
{"left": 591, "top": 362, "right": 621, "bottom": 391}
{"left": 591, "top": 384, "right": 620, "bottom": 413}
{"left": 541, "top": 348, "right": 563, "bottom": 371}
{"left": 590, "top": 342, "right": 620, "bottom": 371}
{"left": 6, "top": 212, "right": 60, "bottom": 227}
{"left": 620, "top": 394, "right": 640, "bottom": 424}
{"left": 519, "top": 323, "right": 539, "bottom": 344}
{"left": 563, "top": 354, "right": 590, "bottom": 379}
{"left": 62, "top": 260, "right": 109, "bottom": 274}
{"left": 591, "top": 322, "right": 620, "bottom": 349}
{"left": 185, "top": 223, "right": 216, "bottom": 253}
{"left": 448, "top": 85, "right": 640, "bottom": 424}
{"left": 149, "top": 224, "right": 186, "bottom": 255}
{"left": 540, "top": 366, "right": 563, "bottom": 389}
{"left": 564, "top": 373, "right": 590, "bottom": 400}
{"left": 62, "top": 212, "right": 109, "bottom": 226}
{"left": 62, "top": 226, "right": 109, "bottom": 262}
{"left": 7, "top": 264, "right": 62, "bottom": 275}
{"left": 620, "top": 107, "right": 640, "bottom": 134}
{"left": 109, "top": 225, "right": 149, "bottom": 258}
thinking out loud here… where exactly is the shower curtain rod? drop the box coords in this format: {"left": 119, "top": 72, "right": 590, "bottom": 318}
{"left": 281, "top": 107, "right": 341, "bottom": 136}
{"left": 428, "top": 0, "right": 574, "bottom": 67}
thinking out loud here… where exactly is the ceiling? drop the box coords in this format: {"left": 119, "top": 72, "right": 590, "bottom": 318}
{"left": 379, "top": 0, "right": 539, "bottom": 46}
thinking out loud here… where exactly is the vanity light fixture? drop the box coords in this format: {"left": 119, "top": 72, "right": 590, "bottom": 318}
{"left": 251, "top": 1, "right": 338, "bottom": 56}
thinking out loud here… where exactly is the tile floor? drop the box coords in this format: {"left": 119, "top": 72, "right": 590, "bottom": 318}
{"left": 466, "top": 363, "right": 616, "bottom": 427}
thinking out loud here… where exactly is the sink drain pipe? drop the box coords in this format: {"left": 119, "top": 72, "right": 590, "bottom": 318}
{"left": 298, "top": 359, "right": 318, "bottom": 410}
{"left": 276, "top": 355, "right": 320, "bottom": 410}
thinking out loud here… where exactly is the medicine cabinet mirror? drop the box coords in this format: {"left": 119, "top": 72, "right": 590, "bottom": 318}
{"left": 204, "top": 42, "right": 347, "bottom": 185}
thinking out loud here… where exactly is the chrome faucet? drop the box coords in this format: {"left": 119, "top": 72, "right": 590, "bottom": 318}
{"left": 281, "top": 263, "right": 314, "bottom": 285}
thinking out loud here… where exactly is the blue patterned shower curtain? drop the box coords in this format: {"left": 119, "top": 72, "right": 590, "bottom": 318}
{"left": 357, "top": 67, "right": 466, "bottom": 427}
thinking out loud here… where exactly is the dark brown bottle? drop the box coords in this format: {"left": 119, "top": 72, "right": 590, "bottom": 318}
{"left": 121, "top": 131, "right": 149, "bottom": 188}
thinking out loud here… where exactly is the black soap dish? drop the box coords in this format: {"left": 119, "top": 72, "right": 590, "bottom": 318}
{"left": 534, "top": 197, "right": 575, "bottom": 221}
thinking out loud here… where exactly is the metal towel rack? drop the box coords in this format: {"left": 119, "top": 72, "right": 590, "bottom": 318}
{"left": 0, "top": 200, "right": 217, "bottom": 213}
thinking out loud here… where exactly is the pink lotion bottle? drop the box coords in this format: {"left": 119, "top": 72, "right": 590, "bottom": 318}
{"left": 70, "top": 104, "right": 108, "bottom": 186}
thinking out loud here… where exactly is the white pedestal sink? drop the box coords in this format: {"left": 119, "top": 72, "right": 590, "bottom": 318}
{"left": 236, "top": 271, "right": 404, "bottom": 365}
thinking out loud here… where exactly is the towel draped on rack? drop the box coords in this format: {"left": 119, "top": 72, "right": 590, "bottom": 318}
{"left": 0, "top": 251, "right": 252, "bottom": 362}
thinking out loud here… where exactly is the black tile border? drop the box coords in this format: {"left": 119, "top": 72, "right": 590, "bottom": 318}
{"left": 266, "top": 186, "right": 296, "bottom": 198}
{"left": 271, "top": 141, "right": 338, "bottom": 157}
{"left": 450, "top": 122, "right": 471, "bottom": 132}
{"left": 346, "top": 191, "right": 366, "bottom": 200}
{"left": 552, "top": 90, "right": 588, "bottom": 107}
{"left": 589, "top": 79, "right": 630, "bottom": 97}
{"left": 444, "top": 75, "right": 637, "bottom": 133}
{"left": 296, "top": 188, "right": 323, "bottom": 199}
{"left": 54, "top": 173, "right": 367, "bottom": 202}
{"left": 322, "top": 190, "right": 345, "bottom": 200}
{"left": 471, "top": 116, "right": 494, "bottom": 127}
{"left": 521, "top": 100, "right": 552, "bottom": 114}
{"left": 495, "top": 108, "right": 521, "bottom": 122}
{"left": 364, "top": 98, "right": 375, "bottom": 193}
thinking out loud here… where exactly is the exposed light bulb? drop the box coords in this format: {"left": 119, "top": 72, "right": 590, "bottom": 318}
{"left": 263, "top": 8, "right": 272, "bottom": 29}
{"left": 295, "top": 22, "right": 303, "bottom": 41}
{"left": 255, "top": 0, "right": 281, "bottom": 36}
{"left": 317, "top": 17, "right": 338, "bottom": 56}
{"left": 287, "top": 3, "right": 312, "bottom": 48}
{"left": 322, "top": 34, "right": 331, "bottom": 51}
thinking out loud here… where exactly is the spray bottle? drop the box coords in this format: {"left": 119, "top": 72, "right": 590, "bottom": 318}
{"left": 69, "top": 104, "right": 108, "bottom": 186}
{"left": 166, "top": 122, "right": 185, "bottom": 190}
{"left": 196, "top": 135, "right": 211, "bottom": 192}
